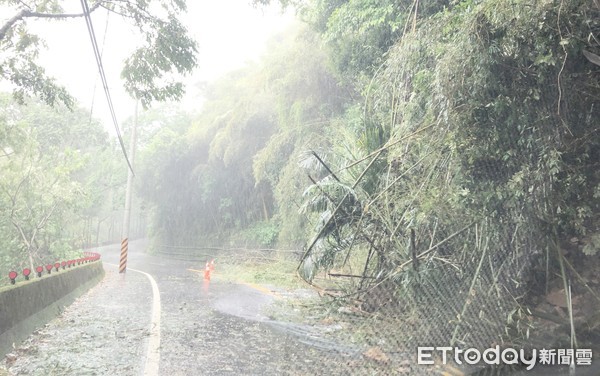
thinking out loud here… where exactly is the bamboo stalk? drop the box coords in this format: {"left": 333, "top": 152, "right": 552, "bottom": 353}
{"left": 451, "top": 236, "right": 488, "bottom": 346}
{"left": 359, "top": 244, "right": 374, "bottom": 289}
{"left": 335, "top": 122, "right": 436, "bottom": 174}
{"left": 392, "top": 221, "right": 477, "bottom": 274}
{"left": 311, "top": 151, "right": 341, "bottom": 182}
{"left": 563, "top": 257, "right": 600, "bottom": 304}
{"left": 297, "top": 149, "right": 385, "bottom": 276}
{"left": 352, "top": 221, "right": 477, "bottom": 297}
{"left": 329, "top": 273, "right": 376, "bottom": 279}
{"left": 554, "top": 226, "right": 578, "bottom": 350}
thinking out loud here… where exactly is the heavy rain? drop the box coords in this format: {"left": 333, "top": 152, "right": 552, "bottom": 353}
{"left": 1, "top": 0, "right": 599, "bottom": 375}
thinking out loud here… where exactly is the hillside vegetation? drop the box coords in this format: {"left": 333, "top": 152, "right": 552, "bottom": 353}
{"left": 134, "top": 0, "right": 600, "bottom": 354}
{"left": 1, "top": 0, "right": 598, "bottom": 358}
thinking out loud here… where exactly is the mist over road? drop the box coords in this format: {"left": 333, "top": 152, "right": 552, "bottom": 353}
{"left": 102, "top": 240, "right": 360, "bottom": 375}
{"left": 3, "top": 240, "right": 358, "bottom": 375}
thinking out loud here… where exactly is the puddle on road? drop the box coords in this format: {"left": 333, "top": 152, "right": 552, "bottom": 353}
{"left": 212, "top": 283, "right": 362, "bottom": 357}
{"left": 212, "top": 284, "right": 275, "bottom": 321}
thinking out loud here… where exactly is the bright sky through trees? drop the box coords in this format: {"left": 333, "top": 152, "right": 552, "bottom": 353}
{"left": 10, "top": 0, "right": 292, "bottom": 133}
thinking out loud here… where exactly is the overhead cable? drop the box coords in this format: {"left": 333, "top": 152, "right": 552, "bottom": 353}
{"left": 87, "top": 8, "right": 111, "bottom": 127}
{"left": 79, "top": 0, "right": 134, "bottom": 175}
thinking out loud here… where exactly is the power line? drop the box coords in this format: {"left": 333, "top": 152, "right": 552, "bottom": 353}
{"left": 87, "top": 8, "right": 110, "bottom": 127}
{"left": 79, "top": 0, "right": 134, "bottom": 175}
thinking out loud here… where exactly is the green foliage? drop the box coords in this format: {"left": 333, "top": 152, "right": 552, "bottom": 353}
{"left": 583, "top": 233, "right": 600, "bottom": 256}
{"left": 136, "top": 67, "right": 277, "bottom": 245}
{"left": 0, "top": 0, "right": 197, "bottom": 107}
{"left": 239, "top": 221, "right": 280, "bottom": 247}
{"left": 0, "top": 93, "right": 111, "bottom": 269}
{"left": 138, "top": 25, "right": 350, "bottom": 248}
{"left": 137, "top": 124, "right": 200, "bottom": 245}
{"left": 138, "top": 3, "right": 598, "bottom": 333}
{"left": 435, "top": 0, "right": 599, "bottom": 237}
{"left": 0, "top": 21, "right": 74, "bottom": 108}
{"left": 293, "top": 0, "right": 450, "bottom": 85}
{"left": 82, "top": 0, "right": 599, "bottom": 354}
{"left": 253, "top": 26, "right": 351, "bottom": 246}
{"left": 121, "top": 12, "right": 197, "bottom": 106}
{"left": 319, "top": 0, "right": 404, "bottom": 78}
{"left": 288, "top": 1, "right": 599, "bottom": 353}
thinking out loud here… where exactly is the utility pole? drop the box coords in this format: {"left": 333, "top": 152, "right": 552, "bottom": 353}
{"left": 120, "top": 101, "right": 138, "bottom": 273}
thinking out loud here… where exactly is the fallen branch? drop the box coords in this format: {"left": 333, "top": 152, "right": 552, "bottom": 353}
{"left": 335, "top": 122, "right": 436, "bottom": 174}
{"left": 391, "top": 221, "right": 477, "bottom": 274}
{"left": 328, "top": 273, "right": 376, "bottom": 279}
{"left": 297, "top": 149, "right": 385, "bottom": 274}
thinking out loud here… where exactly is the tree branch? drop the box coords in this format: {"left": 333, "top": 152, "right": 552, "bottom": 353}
{"left": 0, "top": 2, "right": 103, "bottom": 42}
{"left": 0, "top": 9, "right": 27, "bottom": 42}
{"left": 11, "top": 217, "right": 31, "bottom": 250}
{"left": 36, "top": 203, "right": 58, "bottom": 231}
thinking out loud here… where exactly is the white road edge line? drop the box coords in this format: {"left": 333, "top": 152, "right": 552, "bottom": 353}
{"left": 106, "top": 262, "right": 161, "bottom": 376}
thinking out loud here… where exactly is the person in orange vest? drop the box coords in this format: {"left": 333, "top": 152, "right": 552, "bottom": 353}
{"left": 209, "top": 259, "right": 215, "bottom": 272}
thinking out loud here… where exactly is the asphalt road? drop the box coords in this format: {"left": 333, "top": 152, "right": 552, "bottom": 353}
{"left": 6, "top": 241, "right": 594, "bottom": 375}
{"left": 101, "top": 240, "right": 368, "bottom": 375}
{"left": 2, "top": 240, "right": 371, "bottom": 376}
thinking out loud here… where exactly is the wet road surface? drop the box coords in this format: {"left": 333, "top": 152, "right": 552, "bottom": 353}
{"left": 1, "top": 241, "right": 372, "bottom": 375}
{"left": 4, "top": 241, "right": 597, "bottom": 375}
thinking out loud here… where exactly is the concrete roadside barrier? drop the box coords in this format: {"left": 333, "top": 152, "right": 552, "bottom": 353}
{"left": 0, "top": 261, "right": 105, "bottom": 357}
